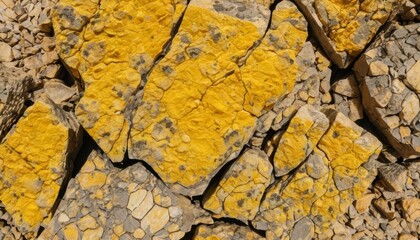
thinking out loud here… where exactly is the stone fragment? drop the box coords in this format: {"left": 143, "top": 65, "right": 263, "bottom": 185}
{"left": 129, "top": 0, "right": 308, "bottom": 196}
{"left": 44, "top": 80, "right": 77, "bottom": 105}
{"left": 355, "top": 23, "right": 420, "bottom": 159}
{"left": 273, "top": 105, "right": 329, "bottom": 177}
{"left": 0, "top": 64, "right": 31, "bottom": 140}
{"left": 379, "top": 163, "right": 408, "bottom": 192}
{"left": 39, "top": 150, "right": 213, "bottom": 240}
{"left": 252, "top": 110, "right": 382, "bottom": 239}
{"left": 0, "top": 97, "right": 82, "bottom": 238}
{"left": 373, "top": 197, "right": 396, "bottom": 220}
{"left": 400, "top": 198, "right": 420, "bottom": 222}
{"left": 193, "top": 222, "right": 264, "bottom": 240}
{"left": 296, "top": 0, "right": 400, "bottom": 68}
{"left": 203, "top": 149, "right": 272, "bottom": 223}
{"left": 0, "top": 42, "right": 13, "bottom": 62}
{"left": 354, "top": 193, "right": 376, "bottom": 214}
{"left": 332, "top": 73, "right": 364, "bottom": 121}
{"left": 52, "top": 0, "right": 188, "bottom": 161}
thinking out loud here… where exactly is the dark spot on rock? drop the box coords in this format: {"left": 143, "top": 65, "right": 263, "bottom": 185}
{"left": 187, "top": 47, "right": 201, "bottom": 59}
{"left": 134, "top": 141, "right": 147, "bottom": 149}
{"left": 175, "top": 53, "right": 185, "bottom": 63}
{"left": 162, "top": 66, "right": 173, "bottom": 75}
{"left": 332, "top": 131, "right": 340, "bottom": 138}
{"left": 103, "top": 132, "right": 110, "bottom": 137}
{"left": 213, "top": 3, "right": 225, "bottom": 12}
{"left": 283, "top": 206, "right": 289, "bottom": 212}
{"left": 237, "top": 199, "right": 244, "bottom": 207}
{"left": 179, "top": 165, "right": 186, "bottom": 171}
{"left": 83, "top": 50, "right": 89, "bottom": 57}
{"left": 328, "top": 206, "right": 333, "bottom": 213}
{"left": 181, "top": 35, "right": 190, "bottom": 44}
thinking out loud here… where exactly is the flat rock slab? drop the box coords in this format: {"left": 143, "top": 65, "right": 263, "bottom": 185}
{"left": 39, "top": 150, "right": 213, "bottom": 240}
{"left": 354, "top": 23, "right": 420, "bottom": 159}
{"left": 294, "top": 0, "right": 400, "bottom": 68}
{"left": 202, "top": 148, "right": 272, "bottom": 223}
{"left": 129, "top": 0, "right": 307, "bottom": 196}
{"left": 193, "top": 222, "right": 264, "bottom": 240}
{"left": 0, "top": 97, "right": 81, "bottom": 238}
{"left": 52, "top": 0, "right": 188, "bottom": 161}
{"left": 252, "top": 107, "right": 382, "bottom": 239}
{"left": 0, "top": 64, "right": 32, "bottom": 140}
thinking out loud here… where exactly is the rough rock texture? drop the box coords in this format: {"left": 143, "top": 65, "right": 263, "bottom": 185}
{"left": 193, "top": 222, "right": 265, "bottom": 240}
{"left": 0, "top": 97, "right": 81, "bottom": 238}
{"left": 331, "top": 73, "right": 364, "bottom": 121}
{"left": 203, "top": 149, "right": 272, "bottom": 223}
{"left": 129, "top": 0, "right": 308, "bottom": 196}
{"left": 355, "top": 22, "right": 420, "bottom": 159}
{"left": 294, "top": 0, "right": 401, "bottom": 68}
{"left": 252, "top": 108, "right": 382, "bottom": 239}
{"left": 0, "top": 64, "right": 31, "bottom": 140}
{"left": 39, "top": 149, "right": 213, "bottom": 240}
{"left": 52, "top": 0, "right": 188, "bottom": 161}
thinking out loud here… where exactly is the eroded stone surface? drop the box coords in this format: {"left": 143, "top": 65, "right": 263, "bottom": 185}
{"left": 0, "top": 97, "right": 81, "bottom": 238}
{"left": 0, "top": 64, "right": 32, "bottom": 141}
{"left": 52, "top": 0, "right": 188, "bottom": 161}
{"left": 193, "top": 222, "right": 264, "bottom": 240}
{"left": 295, "top": 0, "right": 400, "bottom": 68}
{"left": 203, "top": 149, "right": 272, "bottom": 223}
{"left": 39, "top": 149, "right": 213, "bottom": 240}
{"left": 252, "top": 109, "right": 382, "bottom": 239}
{"left": 354, "top": 23, "right": 420, "bottom": 159}
{"left": 129, "top": 0, "right": 307, "bottom": 196}
{"left": 332, "top": 73, "right": 364, "bottom": 121}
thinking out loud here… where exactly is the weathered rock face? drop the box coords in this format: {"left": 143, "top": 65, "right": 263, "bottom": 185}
{"left": 39, "top": 149, "right": 213, "bottom": 240}
{"left": 203, "top": 149, "right": 272, "bottom": 222}
{"left": 193, "top": 222, "right": 265, "bottom": 240}
{"left": 294, "top": 0, "right": 400, "bottom": 68}
{"left": 0, "top": 64, "right": 31, "bottom": 140}
{"left": 331, "top": 73, "right": 364, "bottom": 121}
{"left": 0, "top": 97, "right": 81, "bottom": 238}
{"left": 129, "top": 0, "right": 308, "bottom": 196}
{"left": 252, "top": 107, "right": 382, "bottom": 239}
{"left": 52, "top": 0, "right": 188, "bottom": 161}
{"left": 355, "top": 22, "right": 420, "bottom": 159}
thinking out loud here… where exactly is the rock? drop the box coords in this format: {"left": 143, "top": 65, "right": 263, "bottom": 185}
{"left": 400, "top": 198, "right": 420, "bottom": 222}
{"left": 0, "top": 64, "right": 32, "bottom": 140}
{"left": 129, "top": 0, "right": 308, "bottom": 196}
{"left": 369, "top": 61, "right": 390, "bottom": 76}
{"left": 399, "top": 233, "right": 418, "bottom": 240}
{"left": 379, "top": 163, "right": 408, "bottom": 192}
{"left": 0, "top": 42, "right": 13, "bottom": 62}
{"left": 294, "top": 0, "right": 400, "bottom": 68}
{"left": 373, "top": 197, "right": 396, "bottom": 220}
{"left": 355, "top": 23, "right": 420, "bottom": 159}
{"left": 273, "top": 105, "right": 329, "bottom": 177}
{"left": 44, "top": 80, "right": 77, "bottom": 105}
{"left": 332, "top": 74, "right": 364, "bottom": 121}
{"left": 202, "top": 149, "right": 272, "bottom": 223}
{"left": 355, "top": 194, "right": 376, "bottom": 214}
{"left": 52, "top": 0, "right": 188, "bottom": 162}
{"left": 39, "top": 149, "right": 213, "bottom": 240}
{"left": 193, "top": 222, "right": 264, "bottom": 240}
{"left": 406, "top": 60, "right": 420, "bottom": 94}
{"left": 0, "top": 97, "right": 82, "bottom": 238}
{"left": 252, "top": 110, "right": 382, "bottom": 239}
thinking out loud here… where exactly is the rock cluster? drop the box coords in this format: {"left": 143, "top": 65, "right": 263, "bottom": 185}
{"left": 0, "top": 0, "right": 419, "bottom": 239}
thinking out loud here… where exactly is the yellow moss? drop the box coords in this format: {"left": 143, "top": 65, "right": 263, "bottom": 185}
{"left": 0, "top": 101, "right": 73, "bottom": 236}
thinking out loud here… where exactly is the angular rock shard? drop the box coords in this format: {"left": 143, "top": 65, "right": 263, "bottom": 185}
{"left": 252, "top": 109, "right": 382, "bottom": 239}
{"left": 294, "top": 0, "right": 400, "bottom": 68}
{"left": 52, "top": 0, "right": 188, "bottom": 161}
{"left": 273, "top": 104, "right": 330, "bottom": 177}
{"left": 0, "top": 64, "right": 32, "bottom": 141}
{"left": 203, "top": 149, "right": 272, "bottom": 223}
{"left": 129, "top": 0, "right": 307, "bottom": 196}
{"left": 0, "top": 97, "right": 82, "bottom": 238}
{"left": 354, "top": 23, "right": 420, "bottom": 159}
{"left": 193, "top": 222, "right": 264, "bottom": 240}
{"left": 39, "top": 150, "right": 213, "bottom": 240}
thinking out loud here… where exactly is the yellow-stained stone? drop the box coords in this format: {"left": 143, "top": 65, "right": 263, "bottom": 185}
{"left": 294, "top": 0, "right": 399, "bottom": 68}
{"left": 273, "top": 104, "right": 329, "bottom": 177}
{"left": 0, "top": 98, "right": 81, "bottom": 238}
{"left": 252, "top": 110, "right": 382, "bottom": 239}
{"left": 193, "top": 223, "right": 265, "bottom": 240}
{"left": 53, "top": 0, "right": 188, "bottom": 161}
{"left": 129, "top": 0, "right": 307, "bottom": 196}
{"left": 203, "top": 149, "right": 272, "bottom": 222}
{"left": 63, "top": 223, "right": 79, "bottom": 240}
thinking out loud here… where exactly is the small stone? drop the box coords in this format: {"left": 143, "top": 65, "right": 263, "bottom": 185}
{"left": 355, "top": 194, "right": 376, "bottom": 214}
{"left": 0, "top": 42, "right": 13, "bottom": 62}
{"left": 44, "top": 80, "right": 76, "bottom": 104}
{"left": 405, "top": 60, "right": 420, "bottom": 94}
{"left": 400, "top": 198, "right": 420, "bottom": 222}
{"left": 379, "top": 163, "right": 408, "bottom": 192}
{"left": 369, "top": 61, "right": 389, "bottom": 76}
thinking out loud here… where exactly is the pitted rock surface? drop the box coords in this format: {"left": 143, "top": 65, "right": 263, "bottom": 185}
{"left": 0, "top": 64, "right": 32, "bottom": 141}
{"left": 294, "top": 0, "right": 401, "bottom": 68}
{"left": 203, "top": 148, "right": 272, "bottom": 222}
{"left": 129, "top": 0, "right": 307, "bottom": 196}
{"left": 355, "top": 22, "right": 420, "bottom": 159}
{"left": 0, "top": 97, "right": 81, "bottom": 238}
{"left": 39, "top": 149, "right": 213, "bottom": 240}
{"left": 252, "top": 108, "right": 382, "bottom": 239}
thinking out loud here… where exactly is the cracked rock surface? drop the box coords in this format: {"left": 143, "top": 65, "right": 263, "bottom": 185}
{"left": 0, "top": 97, "right": 81, "bottom": 238}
